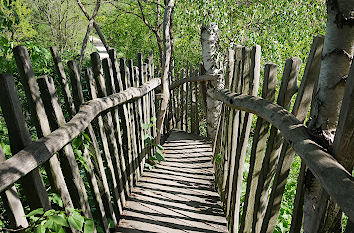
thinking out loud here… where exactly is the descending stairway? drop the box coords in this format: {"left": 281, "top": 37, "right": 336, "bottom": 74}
{"left": 116, "top": 131, "right": 228, "bottom": 233}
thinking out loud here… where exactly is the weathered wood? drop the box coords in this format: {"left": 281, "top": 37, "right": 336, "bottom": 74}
{"left": 225, "top": 45, "right": 243, "bottom": 221}
{"left": 128, "top": 60, "right": 142, "bottom": 181}
{"left": 137, "top": 53, "right": 147, "bottom": 173}
{"left": 109, "top": 49, "right": 133, "bottom": 193}
{"left": 91, "top": 52, "right": 125, "bottom": 215}
{"left": 194, "top": 72, "right": 200, "bottom": 135}
{"left": 190, "top": 67, "right": 197, "bottom": 134}
{"left": 230, "top": 45, "right": 260, "bottom": 232}
{"left": 126, "top": 59, "right": 140, "bottom": 184}
{"left": 116, "top": 131, "right": 228, "bottom": 233}
{"left": 289, "top": 163, "right": 306, "bottom": 233}
{"left": 180, "top": 69, "right": 185, "bottom": 131}
{"left": 209, "top": 88, "right": 354, "bottom": 222}
{"left": 0, "top": 145, "right": 28, "bottom": 228}
{"left": 168, "top": 74, "right": 218, "bottom": 90}
{"left": 13, "top": 46, "right": 77, "bottom": 211}
{"left": 102, "top": 57, "right": 130, "bottom": 198}
{"left": 120, "top": 57, "right": 136, "bottom": 188}
{"left": 0, "top": 73, "right": 50, "bottom": 211}
{"left": 261, "top": 35, "right": 324, "bottom": 233}
{"left": 50, "top": 46, "right": 76, "bottom": 115}
{"left": 239, "top": 63, "right": 277, "bottom": 233}
{"left": 225, "top": 45, "right": 244, "bottom": 224}
{"left": 84, "top": 68, "right": 118, "bottom": 225}
{"left": 252, "top": 57, "right": 301, "bottom": 233}
{"left": 0, "top": 76, "right": 160, "bottom": 193}
{"left": 37, "top": 75, "right": 92, "bottom": 220}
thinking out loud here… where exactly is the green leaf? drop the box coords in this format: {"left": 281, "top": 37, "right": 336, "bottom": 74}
{"left": 84, "top": 219, "right": 95, "bottom": 233}
{"left": 35, "top": 225, "right": 45, "bottom": 233}
{"left": 43, "top": 209, "right": 57, "bottom": 217}
{"left": 49, "top": 193, "right": 63, "bottom": 207}
{"left": 49, "top": 215, "right": 68, "bottom": 227}
{"left": 215, "top": 153, "right": 222, "bottom": 164}
{"left": 150, "top": 117, "right": 157, "bottom": 123}
{"left": 154, "top": 150, "right": 166, "bottom": 162}
{"left": 156, "top": 144, "right": 164, "bottom": 150}
{"left": 26, "top": 208, "right": 44, "bottom": 217}
{"left": 82, "top": 132, "right": 91, "bottom": 142}
{"left": 68, "top": 211, "right": 84, "bottom": 231}
{"left": 107, "top": 218, "right": 115, "bottom": 228}
{"left": 142, "top": 123, "right": 150, "bottom": 130}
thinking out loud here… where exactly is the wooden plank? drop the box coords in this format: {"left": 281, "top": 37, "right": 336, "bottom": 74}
{"left": 249, "top": 57, "right": 301, "bottom": 233}
{"left": 102, "top": 57, "right": 130, "bottom": 198}
{"left": 137, "top": 53, "right": 147, "bottom": 173}
{"left": 239, "top": 63, "right": 277, "bottom": 233}
{"left": 126, "top": 59, "right": 140, "bottom": 184}
{"left": 230, "top": 45, "right": 260, "bottom": 232}
{"left": 127, "top": 60, "right": 142, "bottom": 180}
{"left": 84, "top": 68, "right": 119, "bottom": 226}
{"left": 190, "top": 67, "right": 197, "bottom": 134}
{"left": 289, "top": 163, "right": 306, "bottom": 233}
{"left": 64, "top": 64, "right": 111, "bottom": 232}
{"left": 50, "top": 46, "right": 76, "bottom": 115}
{"left": 37, "top": 74, "right": 92, "bottom": 220}
{"left": 210, "top": 88, "right": 354, "bottom": 223}
{"left": 13, "top": 46, "right": 75, "bottom": 211}
{"left": 261, "top": 35, "right": 324, "bottom": 233}
{"left": 0, "top": 77, "right": 161, "bottom": 193}
{"left": 120, "top": 57, "right": 136, "bottom": 188}
{"left": 185, "top": 63, "right": 190, "bottom": 133}
{"left": 222, "top": 47, "right": 236, "bottom": 209}
{"left": 194, "top": 75, "right": 200, "bottom": 135}
{"left": 180, "top": 69, "right": 185, "bottom": 131}
{"left": 0, "top": 73, "right": 50, "bottom": 211}
{"left": 0, "top": 144, "right": 28, "bottom": 228}
{"left": 225, "top": 45, "right": 245, "bottom": 225}
{"left": 37, "top": 76, "right": 101, "bottom": 228}
{"left": 225, "top": 45, "right": 242, "bottom": 220}
{"left": 91, "top": 52, "right": 125, "bottom": 215}
{"left": 116, "top": 131, "right": 228, "bottom": 233}
{"left": 109, "top": 49, "right": 133, "bottom": 192}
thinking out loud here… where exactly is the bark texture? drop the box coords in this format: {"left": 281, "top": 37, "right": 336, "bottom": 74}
{"left": 156, "top": 0, "right": 174, "bottom": 143}
{"left": 201, "top": 23, "right": 224, "bottom": 140}
{"left": 305, "top": 1, "right": 354, "bottom": 232}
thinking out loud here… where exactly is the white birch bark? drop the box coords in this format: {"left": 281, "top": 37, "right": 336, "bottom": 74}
{"left": 201, "top": 23, "right": 224, "bottom": 140}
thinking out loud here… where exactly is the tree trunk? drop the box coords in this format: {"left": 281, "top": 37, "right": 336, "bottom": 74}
{"left": 200, "top": 23, "right": 224, "bottom": 140}
{"left": 156, "top": 0, "right": 174, "bottom": 143}
{"left": 305, "top": 1, "right": 354, "bottom": 232}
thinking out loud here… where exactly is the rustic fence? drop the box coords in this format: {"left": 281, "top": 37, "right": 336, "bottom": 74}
{"left": 168, "top": 35, "right": 354, "bottom": 232}
{"left": 0, "top": 46, "right": 159, "bottom": 232}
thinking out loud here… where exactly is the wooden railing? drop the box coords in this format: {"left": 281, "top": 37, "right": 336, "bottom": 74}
{"left": 0, "top": 46, "right": 159, "bottom": 232}
{"left": 169, "top": 35, "right": 354, "bottom": 232}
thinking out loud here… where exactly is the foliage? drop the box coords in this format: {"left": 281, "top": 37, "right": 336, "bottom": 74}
{"left": 143, "top": 117, "right": 166, "bottom": 170}
{"left": 25, "top": 207, "right": 94, "bottom": 233}
{"left": 0, "top": 0, "right": 36, "bottom": 41}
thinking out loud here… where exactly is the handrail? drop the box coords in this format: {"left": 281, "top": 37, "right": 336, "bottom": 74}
{"left": 169, "top": 74, "right": 219, "bottom": 90}
{"left": 0, "top": 78, "right": 161, "bottom": 192}
{"left": 209, "top": 88, "right": 354, "bottom": 221}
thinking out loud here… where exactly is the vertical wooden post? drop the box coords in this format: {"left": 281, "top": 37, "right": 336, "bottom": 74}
{"left": 126, "top": 59, "right": 140, "bottom": 184}
{"left": 239, "top": 63, "right": 277, "bottom": 233}
{"left": 84, "top": 68, "right": 118, "bottom": 226}
{"left": 90, "top": 53, "right": 125, "bottom": 214}
{"left": 0, "top": 73, "right": 51, "bottom": 211}
{"left": 50, "top": 46, "right": 76, "bottom": 115}
{"left": 119, "top": 57, "right": 135, "bottom": 188}
{"left": 252, "top": 56, "right": 301, "bottom": 233}
{"left": 109, "top": 49, "right": 133, "bottom": 191}
{"left": 13, "top": 46, "right": 76, "bottom": 211}
{"left": 102, "top": 56, "right": 130, "bottom": 198}
{"left": 0, "top": 100, "right": 28, "bottom": 229}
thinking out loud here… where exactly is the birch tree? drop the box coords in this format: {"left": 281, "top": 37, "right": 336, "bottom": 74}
{"left": 305, "top": 0, "right": 354, "bottom": 232}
